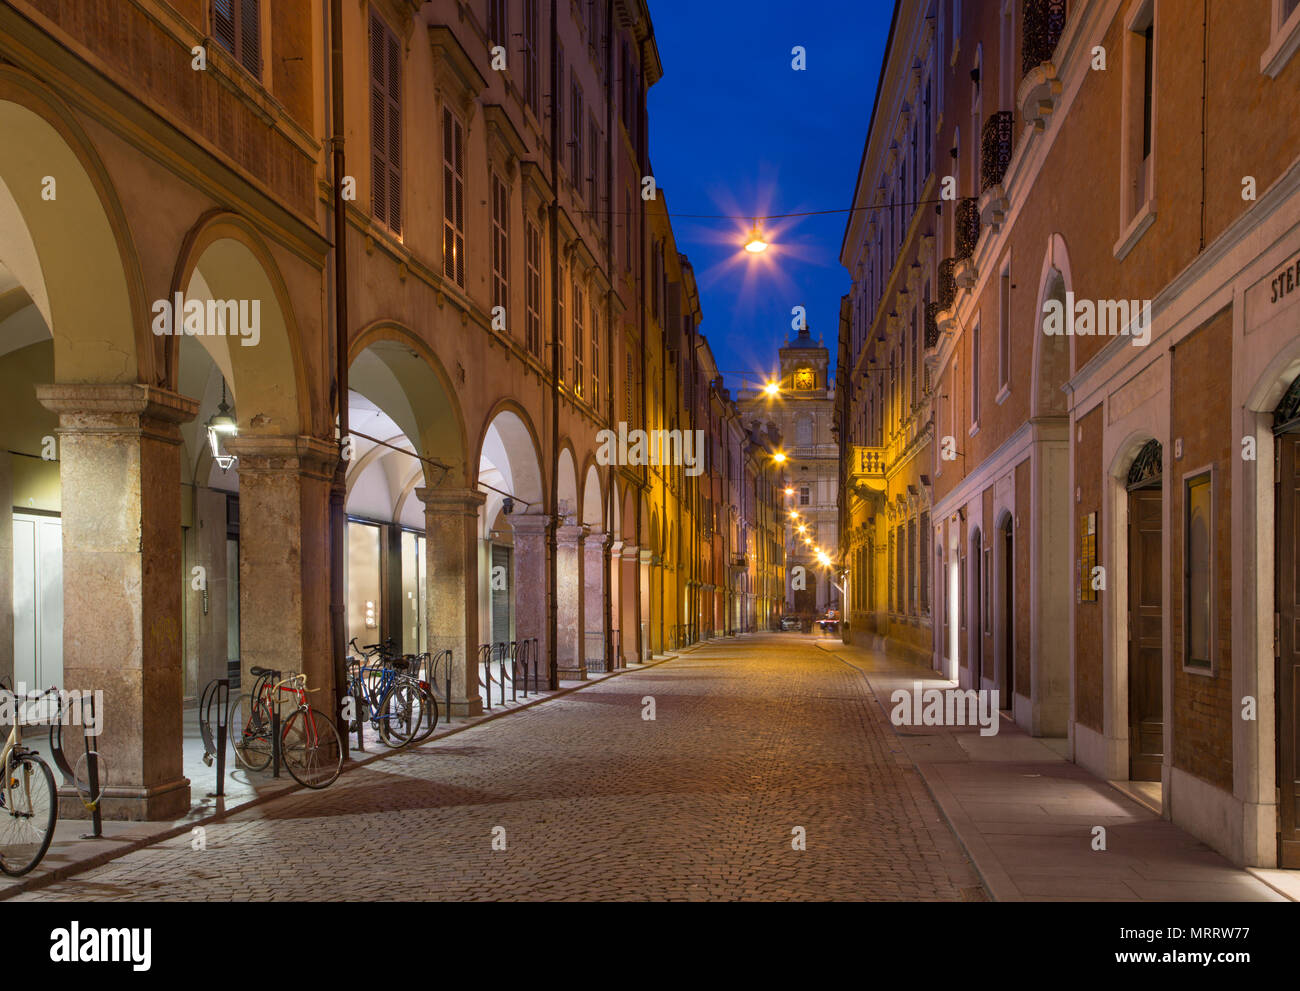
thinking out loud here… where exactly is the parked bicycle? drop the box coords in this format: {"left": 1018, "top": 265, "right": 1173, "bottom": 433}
{"left": 230, "top": 669, "right": 343, "bottom": 788}
{"left": 346, "top": 639, "right": 437, "bottom": 746}
{"left": 0, "top": 683, "right": 57, "bottom": 876}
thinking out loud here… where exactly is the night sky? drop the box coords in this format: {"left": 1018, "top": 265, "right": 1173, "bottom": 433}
{"left": 647, "top": 0, "right": 893, "bottom": 391}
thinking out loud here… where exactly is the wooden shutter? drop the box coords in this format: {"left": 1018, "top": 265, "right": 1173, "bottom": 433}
{"left": 238, "top": 0, "right": 260, "bottom": 74}
{"left": 369, "top": 12, "right": 401, "bottom": 236}
{"left": 214, "top": 0, "right": 236, "bottom": 55}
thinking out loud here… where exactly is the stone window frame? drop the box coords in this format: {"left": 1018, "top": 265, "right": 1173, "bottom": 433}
{"left": 1114, "top": 0, "right": 1159, "bottom": 260}
{"left": 1263, "top": 0, "right": 1300, "bottom": 77}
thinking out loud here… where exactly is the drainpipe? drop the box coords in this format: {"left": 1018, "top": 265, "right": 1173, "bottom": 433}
{"left": 634, "top": 35, "right": 647, "bottom": 662}
{"left": 547, "top": 0, "right": 560, "bottom": 689}
{"left": 328, "top": 0, "right": 349, "bottom": 751}
{"left": 602, "top": 0, "right": 615, "bottom": 669}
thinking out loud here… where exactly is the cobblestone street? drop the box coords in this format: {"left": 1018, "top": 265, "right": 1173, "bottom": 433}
{"left": 15, "top": 635, "right": 983, "bottom": 902}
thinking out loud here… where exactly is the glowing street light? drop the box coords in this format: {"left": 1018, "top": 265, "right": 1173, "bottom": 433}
{"left": 784, "top": 486, "right": 794, "bottom": 496}
{"left": 796, "top": 523, "right": 807, "bottom": 534}
{"left": 744, "top": 222, "right": 769, "bottom": 254}
{"left": 772, "top": 452, "right": 787, "bottom": 464}
{"left": 763, "top": 380, "right": 780, "bottom": 397}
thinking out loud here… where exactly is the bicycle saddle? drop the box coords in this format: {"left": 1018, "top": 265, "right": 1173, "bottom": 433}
{"left": 249, "top": 666, "right": 273, "bottom": 676}
{"left": 390, "top": 658, "right": 410, "bottom": 671}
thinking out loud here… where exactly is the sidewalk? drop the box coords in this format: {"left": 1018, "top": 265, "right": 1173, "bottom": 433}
{"left": 818, "top": 638, "right": 1289, "bottom": 902}
{"left": 0, "top": 658, "right": 670, "bottom": 899}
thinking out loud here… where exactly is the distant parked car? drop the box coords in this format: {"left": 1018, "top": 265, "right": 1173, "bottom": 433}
{"left": 779, "top": 615, "right": 801, "bottom": 632}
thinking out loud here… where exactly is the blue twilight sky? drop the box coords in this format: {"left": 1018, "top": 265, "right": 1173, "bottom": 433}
{"left": 647, "top": 0, "right": 894, "bottom": 390}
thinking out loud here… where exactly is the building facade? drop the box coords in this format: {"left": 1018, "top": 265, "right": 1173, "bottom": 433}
{"left": 0, "top": 0, "right": 782, "bottom": 821}
{"left": 839, "top": 0, "right": 1300, "bottom": 867}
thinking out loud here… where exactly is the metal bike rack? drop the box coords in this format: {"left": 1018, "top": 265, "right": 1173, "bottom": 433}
{"left": 198, "top": 677, "right": 230, "bottom": 798}
{"left": 50, "top": 692, "right": 104, "bottom": 839}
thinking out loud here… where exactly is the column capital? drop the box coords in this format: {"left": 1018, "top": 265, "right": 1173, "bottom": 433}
{"left": 36, "top": 383, "right": 198, "bottom": 444}
{"left": 556, "top": 523, "right": 588, "bottom": 545}
{"left": 509, "top": 512, "right": 552, "bottom": 536}
{"left": 225, "top": 434, "right": 338, "bottom": 480}
{"left": 620, "top": 543, "right": 639, "bottom": 560}
{"left": 415, "top": 486, "right": 488, "bottom": 516}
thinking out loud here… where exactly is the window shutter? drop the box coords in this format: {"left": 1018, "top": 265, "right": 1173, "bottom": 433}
{"left": 214, "top": 0, "right": 237, "bottom": 55}
{"left": 370, "top": 12, "right": 388, "bottom": 228}
{"left": 238, "top": 0, "right": 260, "bottom": 75}
{"left": 386, "top": 30, "right": 402, "bottom": 236}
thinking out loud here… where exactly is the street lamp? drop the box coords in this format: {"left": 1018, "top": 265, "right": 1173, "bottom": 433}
{"left": 206, "top": 381, "right": 238, "bottom": 473}
{"left": 772, "top": 451, "right": 787, "bottom": 465}
{"left": 763, "top": 380, "right": 780, "bottom": 397}
{"left": 744, "top": 222, "right": 769, "bottom": 254}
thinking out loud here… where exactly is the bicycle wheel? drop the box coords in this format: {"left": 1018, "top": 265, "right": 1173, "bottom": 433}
{"left": 281, "top": 708, "right": 343, "bottom": 789}
{"left": 229, "top": 693, "right": 273, "bottom": 771}
{"left": 0, "top": 753, "right": 56, "bottom": 877}
{"left": 377, "top": 680, "right": 423, "bottom": 747}
{"left": 410, "top": 682, "right": 439, "bottom": 744}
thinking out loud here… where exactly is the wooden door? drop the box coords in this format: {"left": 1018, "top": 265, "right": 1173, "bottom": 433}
{"left": 1127, "top": 487, "right": 1164, "bottom": 782}
{"left": 1277, "top": 435, "right": 1300, "bottom": 866}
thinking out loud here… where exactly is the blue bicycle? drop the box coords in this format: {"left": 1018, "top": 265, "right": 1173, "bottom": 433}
{"left": 346, "top": 638, "right": 435, "bottom": 746}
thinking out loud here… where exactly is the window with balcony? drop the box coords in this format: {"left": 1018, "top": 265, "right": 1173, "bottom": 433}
{"left": 441, "top": 107, "right": 465, "bottom": 285}
{"left": 369, "top": 9, "right": 402, "bottom": 237}
{"left": 213, "top": 0, "right": 261, "bottom": 77}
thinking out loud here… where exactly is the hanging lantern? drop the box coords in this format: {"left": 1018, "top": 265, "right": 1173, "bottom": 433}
{"left": 206, "top": 381, "right": 238, "bottom": 473}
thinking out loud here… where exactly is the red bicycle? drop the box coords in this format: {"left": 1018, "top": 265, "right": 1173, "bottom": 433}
{"left": 230, "top": 669, "right": 342, "bottom": 789}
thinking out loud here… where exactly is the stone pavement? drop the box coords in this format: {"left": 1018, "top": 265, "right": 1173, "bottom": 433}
{"left": 13, "top": 634, "right": 984, "bottom": 902}
{"left": 821, "top": 639, "right": 1288, "bottom": 902}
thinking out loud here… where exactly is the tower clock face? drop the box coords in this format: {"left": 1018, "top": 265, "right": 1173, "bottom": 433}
{"left": 794, "top": 367, "right": 815, "bottom": 391}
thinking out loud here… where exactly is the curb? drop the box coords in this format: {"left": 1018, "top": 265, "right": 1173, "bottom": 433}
{"left": 0, "top": 652, "right": 680, "bottom": 901}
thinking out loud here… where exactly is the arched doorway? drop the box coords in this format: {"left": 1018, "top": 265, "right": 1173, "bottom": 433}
{"left": 1125, "top": 439, "right": 1164, "bottom": 782}
{"left": 1274, "top": 377, "right": 1300, "bottom": 864}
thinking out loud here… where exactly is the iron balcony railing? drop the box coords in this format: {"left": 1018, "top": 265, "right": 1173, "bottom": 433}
{"left": 956, "top": 197, "right": 981, "bottom": 259}
{"left": 1022, "top": 0, "right": 1068, "bottom": 77}
{"left": 981, "top": 111, "right": 1015, "bottom": 193}
{"left": 925, "top": 301, "right": 942, "bottom": 349}
{"left": 937, "top": 257, "right": 957, "bottom": 310}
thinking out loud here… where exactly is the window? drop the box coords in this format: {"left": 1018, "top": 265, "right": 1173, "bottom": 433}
{"left": 555, "top": 45, "right": 565, "bottom": 159}
{"left": 570, "top": 77, "right": 584, "bottom": 187}
{"left": 213, "top": 0, "right": 261, "bottom": 77}
{"left": 369, "top": 9, "right": 402, "bottom": 236}
{"left": 998, "top": 263, "right": 1011, "bottom": 392}
{"left": 441, "top": 107, "right": 465, "bottom": 285}
{"left": 898, "top": 526, "right": 907, "bottom": 615}
{"left": 920, "top": 512, "right": 931, "bottom": 613}
{"left": 888, "top": 531, "right": 896, "bottom": 611}
{"left": 1263, "top": 0, "right": 1300, "bottom": 76}
{"left": 799, "top": 486, "right": 810, "bottom": 507}
{"left": 1119, "top": 1, "right": 1157, "bottom": 236}
{"left": 487, "top": 0, "right": 507, "bottom": 48}
{"left": 588, "top": 119, "right": 600, "bottom": 212}
{"left": 522, "top": 0, "right": 540, "bottom": 114}
{"left": 557, "top": 263, "right": 566, "bottom": 382}
{"left": 1184, "top": 470, "right": 1213, "bottom": 670}
{"left": 970, "top": 321, "right": 981, "bottom": 427}
{"left": 908, "top": 520, "right": 917, "bottom": 614}
{"left": 573, "top": 280, "right": 585, "bottom": 397}
{"left": 591, "top": 303, "right": 601, "bottom": 407}
{"left": 491, "top": 172, "right": 509, "bottom": 317}
{"left": 525, "top": 220, "right": 541, "bottom": 357}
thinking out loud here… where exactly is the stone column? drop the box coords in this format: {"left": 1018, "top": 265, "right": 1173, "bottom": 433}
{"left": 608, "top": 539, "right": 623, "bottom": 667}
{"left": 225, "top": 435, "right": 336, "bottom": 709}
{"left": 584, "top": 532, "right": 607, "bottom": 670}
{"left": 510, "top": 512, "right": 551, "bottom": 693}
{"left": 640, "top": 549, "right": 653, "bottom": 659}
{"left": 620, "top": 543, "right": 639, "bottom": 665}
{"left": 556, "top": 524, "right": 587, "bottom": 680}
{"left": 418, "top": 487, "right": 486, "bottom": 717}
{"left": 36, "top": 384, "right": 197, "bottom": 821}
